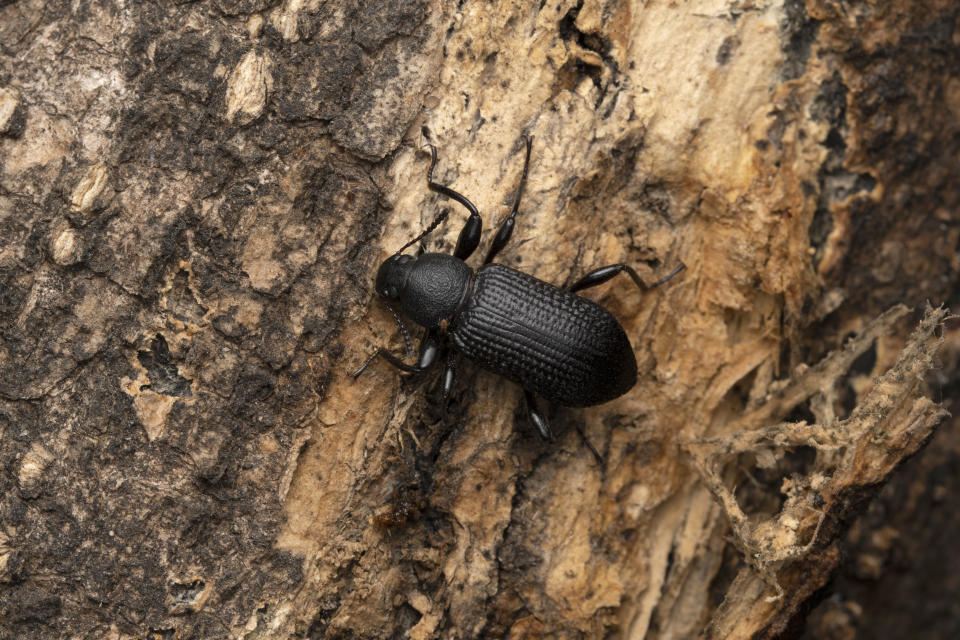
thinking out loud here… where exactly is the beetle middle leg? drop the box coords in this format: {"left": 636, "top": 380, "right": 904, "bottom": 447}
{"left": 567, "top": 262, "right": 686, "bottom": 293}
{"left": 426, "top": 144, "right": 483, "bottom": 260}
{"left": 441, "top": 352, "right": 457, "bottom": 417}
{"left": 352, "top": 329, "right": 441, "bottom": 378}
{"left": 484, "top": 134, "right": 533, "bottom": 265}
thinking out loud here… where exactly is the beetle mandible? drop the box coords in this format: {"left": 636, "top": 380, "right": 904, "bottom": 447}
{"left": 352, "top": 135, "right": 684, "bottom": 448}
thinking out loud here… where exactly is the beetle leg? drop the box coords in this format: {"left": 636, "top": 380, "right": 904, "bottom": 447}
{"left": 442, "top": 353, "right": 457, "bottom": 404}
{"left": 352, "top": 330, "right": 441, "bottom": 378}
{"left": 425, "top": 144, "right": 483, "bottom": 260}
{"left": 351, "top": 349, "right": 420, "bottom": 377}
{"left": 441, "top": 353, "right": 457, "bottom": 418}
{"left": 525, "top": 392, "right": 604, "bottom": 464}
{"left": 566, "top": 262, "right": 686, "bottom": 293}
{"left": 524, "top": 390, "right": 554, "bottom": 441}
{"left": 453, "top": 212, "right": 483, "bottom": 261}
{"left": 416, "top": 329, "right": 441, "bottom": 370}
{"left": 484, "top": 135, "right": 533, "bottom": 265}
{"left": 575, "top": 424, "right": 605, "bottom": 467}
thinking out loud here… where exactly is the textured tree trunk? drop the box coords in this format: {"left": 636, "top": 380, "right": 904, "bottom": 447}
{"left": 1, "top": 1, "right": 957, "bottom": 639}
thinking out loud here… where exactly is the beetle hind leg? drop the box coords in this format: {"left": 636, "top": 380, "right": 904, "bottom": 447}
{"left": 523, "top": 390, "right": 605, "bottom": 465}
{"left": 523, "top": 389, "right": 554, "bottom": 441}
{"left": 574, "top": 424, "right": 605, "bottom": 466}
{"left": 566, "top": 262, "right": 686, "bottom": 294}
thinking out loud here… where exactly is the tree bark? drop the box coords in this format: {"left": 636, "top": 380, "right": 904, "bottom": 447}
{"left": 0, "top": 1, "right": 956, "bottom": 639}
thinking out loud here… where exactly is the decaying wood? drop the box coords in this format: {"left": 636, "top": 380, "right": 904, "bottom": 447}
{"left": 0, "top": 1, "right": 957, "bottom": 639}
{"left": 687, "top": 304, "right": 948, "bottom": 635}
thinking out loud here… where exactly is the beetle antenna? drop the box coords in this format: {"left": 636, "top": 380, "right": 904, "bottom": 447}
{"left": 384, "top": 301, "right": 414, "bottom": 359}
{"left": 394, "top": 208, "right": 449, "bottom": 256}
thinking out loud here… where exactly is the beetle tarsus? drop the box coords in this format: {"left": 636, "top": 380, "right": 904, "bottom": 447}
{"left": 649, "top": 262, "right": 686, "bottom": 287}
{"left": 575, "top": 424, "right": 605, "bottom": 466}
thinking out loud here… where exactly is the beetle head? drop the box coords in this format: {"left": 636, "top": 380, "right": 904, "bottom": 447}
{"left": 375, "top": 254, "right": 414, "bottom": 301}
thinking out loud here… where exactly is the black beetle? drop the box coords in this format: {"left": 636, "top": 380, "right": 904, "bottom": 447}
{"left": 353, "top": 136, "right": 684, "bottom": 450}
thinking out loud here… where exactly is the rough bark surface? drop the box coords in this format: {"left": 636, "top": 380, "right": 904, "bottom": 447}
{"left": 0, "top": 1, "right": 956, "bottom": 639}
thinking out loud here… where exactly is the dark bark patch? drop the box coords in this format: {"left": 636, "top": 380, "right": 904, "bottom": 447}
{"left": 138, "top": 333, "right": 192, "bottom": 397}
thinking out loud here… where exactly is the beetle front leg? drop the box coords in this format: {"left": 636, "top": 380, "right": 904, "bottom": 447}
{"left": 484, "top": 134, "right": 533, "bottom": 265}
{"left": 352, "top": 329, "right": 441, "bottom": 378}
{"left": 416, "top": 329, "right": 441, "bottom": 370}
{"left": 566, "top": 262, "right": 685, "bottom": 294}
{"left": 425, "top": 144, "right": 483, "bottom": 260}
